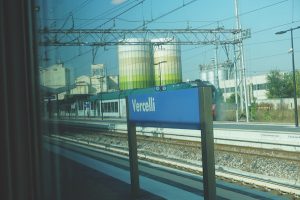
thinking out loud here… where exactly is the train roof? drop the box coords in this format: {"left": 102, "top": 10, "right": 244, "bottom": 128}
{"left": 89, "top": 80, "right": 215, "bottom": 101}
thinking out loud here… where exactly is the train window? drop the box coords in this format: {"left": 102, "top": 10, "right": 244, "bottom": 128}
{"left": 78, "top": 101, "right": 83, "bottom": 110}
{"left": 101, "top": 101, "right": 119, "bottom": 113}
{"left": 114, "top": 102, "right": 118, "bottom": 112}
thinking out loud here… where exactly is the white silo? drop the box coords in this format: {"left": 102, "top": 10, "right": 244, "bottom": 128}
{"left": 200, "top": 64, "right": 215, "bottom": 84}
{"left": 218, "top": 65, "right": 228, "bottom": 82}
{"left": 118, "top": 38, "right": 154, "bottom": 90}
{"left": 200, "top": 65, "right": 208, "bottom": 81}
{"left": 151, "top": 38, "right": 182, "bottom": 86}
{"left": 207, "top": 67, "right": 215, "bottom": 85}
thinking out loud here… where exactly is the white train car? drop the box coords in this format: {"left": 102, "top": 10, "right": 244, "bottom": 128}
{"left": 56, "top": 81, "right": 218, "bottom": 120}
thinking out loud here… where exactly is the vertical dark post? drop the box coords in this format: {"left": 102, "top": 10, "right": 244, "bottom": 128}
{"left": 126, "top": 97, "right": 140, "bottom": 198}
{"left": 75, "top": 100, "right": 78, "bottom": 118}
{"left": 199, "top": 87, "right": 216, "bottom": 200}
{"left": 118, "top": 95, "right": 121, "bottom": 118}
{"left": 290, "top": 29, "right": 299, "bottom": 127}
{"left": 101, "top": 94, "right": 104, "bottom": 120}
{"left": 94, "top": 100, "right": 96, "bottom": 117}
{"left": 47, "top": 98, "right": 52, "bottom": 119}
{"left": 56, "top": 93, "right": 60, "bottom": 118}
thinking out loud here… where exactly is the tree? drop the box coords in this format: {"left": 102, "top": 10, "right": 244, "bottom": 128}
{"left": 282, "top": 72, "right": 294, "bottom": 97}
{"left": 266, "top": 70, "right": 291, "bottom": 98}
{"left": 266, "top": 70, "right": 300, "bottom": 98}
{"left": 266, "top": 70, "right": 283, "bottom": 98}
{"left": 295, "top": 70, "right": 300, "bottom": 96}
{"left": 226, "top": 93, "right": 239, "bottom": 104}
{"left": 281, "top": 70, "right": 300, "bottom": 97}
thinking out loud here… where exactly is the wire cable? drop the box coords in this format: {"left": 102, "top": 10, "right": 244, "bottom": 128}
{"left": 44, "top": 0, "right": 144, "bottom": 57}
{"left": 135, "top": 0, "right": 198, "bottom": 29}
{"left": 197, "top": 0, "right": 289, "bottom": 29}
{"left": 61, "top": 0, "right": 200, "bottom": 65}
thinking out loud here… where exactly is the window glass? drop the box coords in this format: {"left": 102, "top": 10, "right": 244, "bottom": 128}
{"left": 35, "top": 1, "right": 300, "bottom": 199}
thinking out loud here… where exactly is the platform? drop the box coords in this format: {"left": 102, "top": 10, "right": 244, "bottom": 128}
{"left": 42, "top": 140, "right": 289, "bottom": 200}
{"left": 42, "top": 147, "right": 165, "bottom": 200}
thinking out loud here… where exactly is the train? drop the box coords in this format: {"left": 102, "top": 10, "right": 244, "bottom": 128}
{"left": 45, "top": 80, "right": 221, "bottom": 120}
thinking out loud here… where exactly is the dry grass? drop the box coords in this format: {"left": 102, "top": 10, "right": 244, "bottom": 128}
{"left": 219, "top": 103, "right": 299, "bottom": 123}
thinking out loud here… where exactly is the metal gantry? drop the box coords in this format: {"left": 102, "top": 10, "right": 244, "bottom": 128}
{"left": 39, "top": 28, "right": 250, "bottom": 46}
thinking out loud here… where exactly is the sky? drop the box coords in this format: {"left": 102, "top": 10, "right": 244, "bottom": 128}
{"left": 38, "top": 0, "right": 300, "bottom": 82}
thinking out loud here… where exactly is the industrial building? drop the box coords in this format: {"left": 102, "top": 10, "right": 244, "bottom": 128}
{"left": 39, "top": 63, "right": 71, "bottom": 89}
{"left": 219, "top": 74, "right": 300, "bottom": 110}
{"left": 70, "top": 75, "right": 91, "bottom": 95}
{"left": 90, "top": 64, "right": 118, "bottom": 93}
{"left": 39, "top": 64, "right": 72, "bottom": 100}
{"left": 198, "top": 60, "right": 269, "bottom": 103}
{"left": 70, "top": 75, "right": 119, "bottom": 95}
{"left": 219, "top": 74, "right": 268, "bottom": 102}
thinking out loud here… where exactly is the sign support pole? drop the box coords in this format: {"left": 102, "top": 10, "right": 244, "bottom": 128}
{"left": 126, "top": 97, "right": 140, "bottom": 198}
{"left": 199, "top": 87, "right": 216, "bottom": 200}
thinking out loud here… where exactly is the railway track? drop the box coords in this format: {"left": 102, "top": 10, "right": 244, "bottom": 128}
{"left": 45, "top": 119, "right": 300, "bottom": 152}
{"left": 62, "top": 131, "right": 300, "bottom": 162}
{"left": 46, "top": 133, "right": 300, "bottom": 199}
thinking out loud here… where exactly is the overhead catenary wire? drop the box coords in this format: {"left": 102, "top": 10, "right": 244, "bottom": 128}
{"left": 78, "top": 0, "right": 146, "bottom": 43}
{"left": 61, "top": 30, "right": 299, "bottom": 73}
{"left": 252, "top": 20, "right": 300, "bottom": 35}
{"left": 197, "top": 0, "right": 289, "bottom": 29}
{"left": 134, "top": 0, "right": 199, "bottom": 29}
{"left": 62, "top": 0, "right": 292, "bottom": 61}
{"left": 61, "top": 2, "right": 147, "bottom": 64}
{"left": 45, "top": 0, "right": 282, "bottom": 45}
{"left": 44, "top": 0, "right": 144, "bottom": 59}
{"left": 245, "top": 50, "right": 300, "bottom": 62}
{"left": 61, "top": 0, "right": 200, "bottom": 64}
{"left": 182, "top": 47, "right": 300, "bottom": 75}
{"left": 60, "top": 0, "right": 95, "bottom": 19}
{"left": 99, "top": 0, "right": 289, "bottom": 29}
{"left": 43, "top": 1, "right": 139, "bottom": 45}
{"left": 76, "top": 0, "right": 142, "bottom": 29}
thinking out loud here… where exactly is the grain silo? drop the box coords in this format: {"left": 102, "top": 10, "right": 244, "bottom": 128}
{"left": 151, "top": 38, "right": 182, "bottom": 86}
{"left": 200, "top": 62, "right": 231, "bottom": 86}
{"left": 118, "top": 38, "right": 154, "bottom": 90}
{"left": 207, "top": 67, "right": 215, "bottom": 85}
{"left": 199, "top": 64, "right": 208, "bottom": 82}
{"left": 217, "top": 65, "right": 228, "bottom": 82}
{"left": 200, "top": 64, "right": 214, "bottom": 84}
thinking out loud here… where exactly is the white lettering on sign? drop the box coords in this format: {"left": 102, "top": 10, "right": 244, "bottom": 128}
{"left": 132, "top": 97, "right": 155, "bottom": 112}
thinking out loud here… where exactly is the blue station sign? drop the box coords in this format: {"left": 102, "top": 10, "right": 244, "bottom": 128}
{"left": 128, "top": 88, "right": 201, "bottom": 130}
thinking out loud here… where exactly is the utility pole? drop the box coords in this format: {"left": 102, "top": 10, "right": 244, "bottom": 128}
{"left": 234, "top": 0, "right": 249, "bottom": 122}
{"left": 214, "top": 32, "right": 220, "bottom": 89}
{"left": 275, "top": 26, "right": 300, "bottom": 127}
{"left": 233, "top": 45, "right": 239, "bottom": 122}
